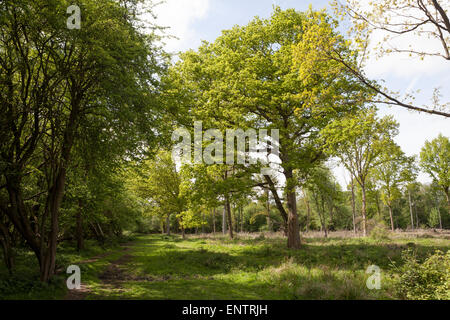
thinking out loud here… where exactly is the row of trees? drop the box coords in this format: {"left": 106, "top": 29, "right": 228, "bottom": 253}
{"left": 131, "top": 8, "right": 449, "bottom": 247}
{"left": 135, "top": 118, "right": 449, "bottom": 239}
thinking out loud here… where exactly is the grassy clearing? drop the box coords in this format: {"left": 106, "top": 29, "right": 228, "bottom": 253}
{"left": 0, "top": 232, "right": 449, "bottom": 300}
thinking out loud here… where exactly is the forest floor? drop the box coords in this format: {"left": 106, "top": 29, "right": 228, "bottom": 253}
{"left": 1, "top": 231, "right": 449, "bottom": 300}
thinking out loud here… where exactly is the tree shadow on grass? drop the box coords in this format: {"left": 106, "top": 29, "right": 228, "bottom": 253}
{"left": 129, "top": 235, "right": 449, "bottom": 278}
{"left": 86, "top": 267, "right": 390, "bottom": 300}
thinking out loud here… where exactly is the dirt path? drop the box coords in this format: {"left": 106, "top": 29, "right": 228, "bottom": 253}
{"left": 64, "top": 245, "right": 135, "bottom": 300}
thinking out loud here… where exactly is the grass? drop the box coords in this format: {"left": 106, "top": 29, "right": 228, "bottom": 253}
{"left": 0, "top": 232, "right": 449, "bottom": 300}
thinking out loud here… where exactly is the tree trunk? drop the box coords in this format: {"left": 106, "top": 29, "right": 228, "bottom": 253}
{"left": 240, "top": 206, "right": 244, "bottom": 233}
{"left": 40, "top": 166, "right": 68, "bottom": 282}
{"left": 266, "top": 188, "right": 272, "bottom": 232}
{"left": 225, "top": 195, "right": 234, "bottom": 239}
{"left": 265, "top": 175, "right": 288, "bottom": 236}
{"left": 166, "top": 214, "right": 171, "bottom": 236}
{"left": 361, "top": 184, "right": 368, "bottom": 237}
{"left": 351, "top": 177, "right": 357, "bottom": 235}
{"left": 408, "top": 190, "right": 414, "bottom": 231}
{"left": 222, "top": 206, "right": 227, "bottom": 235}
{"left": 314, "top": 193, "right": 328, "bottom": 238}
{"left": 302, "top": 190, "right": 311, "bottom": 233}
{"left": 388, "top": 204, "right": 395, "bottom": 232}
{"left": 0, "top": 222, "right": 14, "bottom": 273}
{"left": 4, "top": 180, "right": 43, "bottom": 271}
{"left": 285, "top": 168, "right": 301, "bottom": 249}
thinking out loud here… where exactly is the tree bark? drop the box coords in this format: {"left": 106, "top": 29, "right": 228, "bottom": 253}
{"left": 222, "top": 206, "right": 227, "bottom": 235}
{"left": 388, "top": 204, "right": 395, "bottom": 232}
{"left": 225, "top": 195, "right": 234, "bottom": 239}
{"left": 41, "top": 166, "right": 68, "bottom": 282}
{"left": 0, "top": 221, "right": 14, "bottom": 273}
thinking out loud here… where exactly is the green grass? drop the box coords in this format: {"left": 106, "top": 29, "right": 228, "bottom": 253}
{"left": 1, "top": 233, "right": 449, "bottom": 300}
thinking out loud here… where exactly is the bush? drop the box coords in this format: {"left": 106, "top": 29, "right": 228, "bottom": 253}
{"left": 393, "top": 249, "right": 450, "bottom": 300}
{"left": 368, "top": 219, "right": 390, "bottom": 240}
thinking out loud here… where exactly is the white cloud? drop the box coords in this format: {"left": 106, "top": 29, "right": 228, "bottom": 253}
{"left": 152, "top": 0, "right": 210, "bottom": 53}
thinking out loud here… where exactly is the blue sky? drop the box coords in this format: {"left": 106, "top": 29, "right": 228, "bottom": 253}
{"left": 152, "top": 0, "right": 450, "bottom": 188}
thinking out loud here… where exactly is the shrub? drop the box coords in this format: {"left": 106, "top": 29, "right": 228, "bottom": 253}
{"left": 368, "top": 219, "right": 390, "bottom": 240}
{"left": 393, "top": 249, "right": 450, "bottom": 300}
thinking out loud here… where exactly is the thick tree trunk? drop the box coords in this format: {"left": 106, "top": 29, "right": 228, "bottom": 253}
{"left": 5, "top": 181, "right": 42, "bottom": 268}
{"left": 408, "top": 190, "right": 414, "bottom": 231}
{"left": 41, "top": 168, "right": 67, "bottom": 282}
{"left": 285, "top": 169, "right": 301, "bottom": 249}
{"left": 0, "top": 222, "right": 14, "bottom": 273}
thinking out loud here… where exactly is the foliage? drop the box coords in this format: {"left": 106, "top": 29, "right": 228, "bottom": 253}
{"left": 368, "top": 219, "right": 390, "bottom": 241}
{"left": 420, "top": 134, "right": 450, "bottom": 214}
{"left": 393, "top": 249, "right": 450, "bottom": 300}
{"left": 321, "top": 107, "right": 401, "bottom": 236}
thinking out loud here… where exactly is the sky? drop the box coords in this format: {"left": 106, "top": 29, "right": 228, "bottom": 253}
{"left": 150, "top": 0, "right": 450, "bottom": 189}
